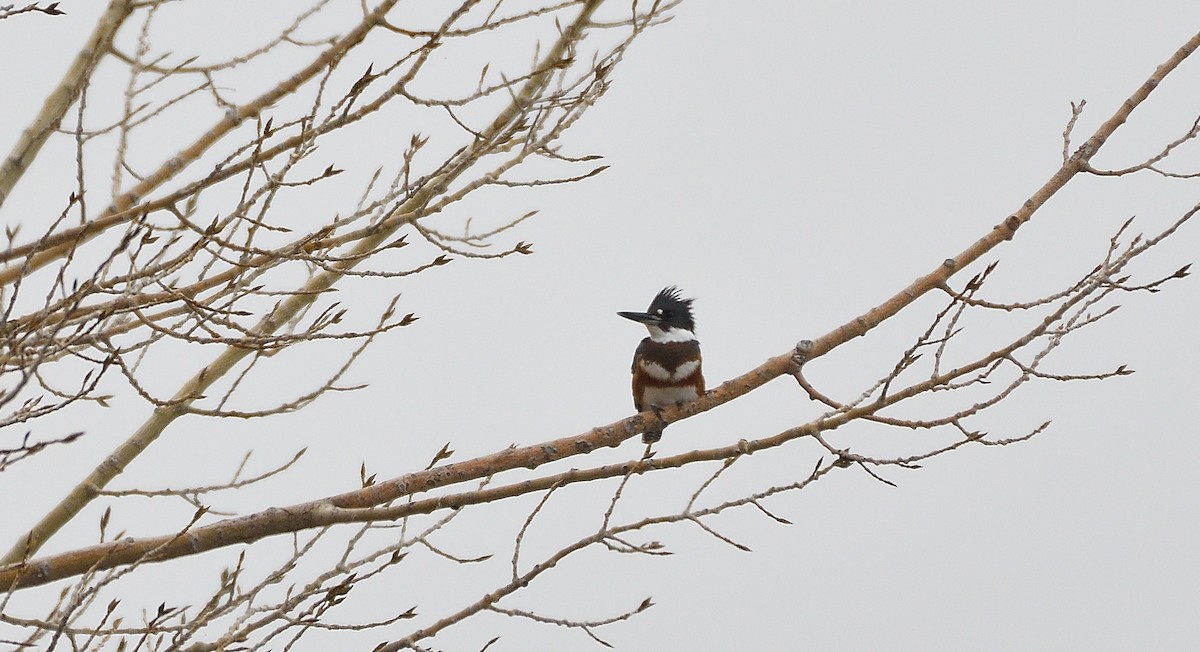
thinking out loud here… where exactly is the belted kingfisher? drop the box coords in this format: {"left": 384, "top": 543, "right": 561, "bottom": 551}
{"left": 618, "top": 286, "right": 705, "bottom": 444}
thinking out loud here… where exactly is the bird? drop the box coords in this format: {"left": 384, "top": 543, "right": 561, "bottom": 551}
{"left": 617, "top": 286, "right": 705, "bottom": 445}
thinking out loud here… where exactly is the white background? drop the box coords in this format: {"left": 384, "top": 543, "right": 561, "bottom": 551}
{"left": 2, "top": 1, "right": 1198, "bottom": 650}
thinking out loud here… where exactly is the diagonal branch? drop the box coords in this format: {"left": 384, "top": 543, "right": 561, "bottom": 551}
{"left": 1, "top": 159, "right": 1194, "bottom": 592}
{"left": 0, "top": 0, "right": 132, "bottom": 211}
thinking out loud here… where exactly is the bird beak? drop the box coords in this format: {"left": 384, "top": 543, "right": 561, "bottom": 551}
{"left": 617, "top": 310, "right": 658, "bottom": 325}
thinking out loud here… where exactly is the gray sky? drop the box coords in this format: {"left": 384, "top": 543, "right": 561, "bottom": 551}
{"left": 2, "top": 1, "right": 1198, "bottom": 650}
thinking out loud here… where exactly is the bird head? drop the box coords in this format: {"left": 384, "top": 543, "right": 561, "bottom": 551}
{"left": 618, "top": 286, "right": 697, "bottom": 342}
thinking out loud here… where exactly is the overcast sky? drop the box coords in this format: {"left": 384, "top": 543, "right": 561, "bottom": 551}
{"left": 2, "top": 2, "right": 1199, "bottom": 650}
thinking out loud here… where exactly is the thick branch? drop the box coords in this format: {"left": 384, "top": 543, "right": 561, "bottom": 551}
{"left": 0, "top": 0, "right": 132, "bottom": 211}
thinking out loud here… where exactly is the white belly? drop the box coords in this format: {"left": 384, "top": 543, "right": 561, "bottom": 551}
{"left": 641, "top": 384, "right": 700, "bottom": 408}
